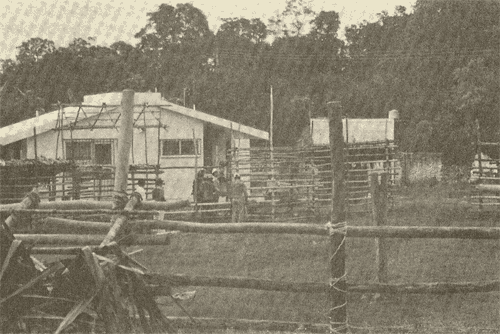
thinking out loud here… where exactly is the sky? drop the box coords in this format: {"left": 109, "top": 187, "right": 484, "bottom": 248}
{"left": 0, "top": 0, "right": 416, "bottom": 61}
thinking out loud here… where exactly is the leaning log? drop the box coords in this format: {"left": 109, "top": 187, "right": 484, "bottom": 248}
{"left": 147, "top": 273, "right": 500, "bottom": 294}
{"left": 4, "top": 191, "right": 40, "bottom": 229}
{"left": 14, "top": 233, "right": 170, "bottom": 245}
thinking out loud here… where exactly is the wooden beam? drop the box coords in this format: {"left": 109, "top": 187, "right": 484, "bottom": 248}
{"left": 15, "top": 233, "right": 170, "bottom": 245}
{"left": 163, "top": 316, "right": 328, "bottom": 333}
{"left": 0, "top": 199, "right": 191, "bottom": 213}
{"left": 4, "top": 191, "right": 39, "bottom": 229}
{"left": 39, "top": 218, "right": 500, "bottom": 239}
{"left": 343, "top": 226, "right": 500, "bottom": 239}
{"left": 146, "top": 273, "right": 500, "bottom": 294}
{"left": 327, "top": 100, "right": 347, "bottom": 333}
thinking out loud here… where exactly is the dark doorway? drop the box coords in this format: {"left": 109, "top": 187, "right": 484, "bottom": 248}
{"left": 95, "top": 143, "right": 112, "bottom": 165}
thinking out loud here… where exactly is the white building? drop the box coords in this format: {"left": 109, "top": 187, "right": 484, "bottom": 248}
{"left": 0, "top": 92, "right": 268, "bottom": 200}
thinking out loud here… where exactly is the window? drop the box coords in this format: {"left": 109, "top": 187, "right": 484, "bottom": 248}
{"left": 65, "top": 139, "right": 115, "bottom": 165}
{"left": 162, "top": 139, "right": 201, "bottom": 156}
{"left": 66, "top": 141, "right": 91, "bottom": 161}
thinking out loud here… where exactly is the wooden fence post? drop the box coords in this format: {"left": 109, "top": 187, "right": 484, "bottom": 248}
{"left": 72, "top": 167, "right": 81, "bottom": 200}
{"left": 370, "top": 173, "right": 389, "bottom": 283}
{"left": 101, "top": 89, "right": 135, "bottom": 246}
{"left": 327, "top": 101, "right": 347, "bottom": 333}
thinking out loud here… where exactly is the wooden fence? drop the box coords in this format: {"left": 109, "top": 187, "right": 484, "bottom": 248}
{"left": 4, "top": 207, "right": 500, "bottom": 332}
{"left": 2, "top": 95, "right": 499, "bottom": 333}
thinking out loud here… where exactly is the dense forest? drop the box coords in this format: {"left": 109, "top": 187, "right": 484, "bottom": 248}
{"left": 0, "top": 0, "right": 498, "bottom": 165}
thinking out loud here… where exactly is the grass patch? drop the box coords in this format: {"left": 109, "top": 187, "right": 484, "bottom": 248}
{"left": 128, "top": 183, "right": 500, "bottom": 332}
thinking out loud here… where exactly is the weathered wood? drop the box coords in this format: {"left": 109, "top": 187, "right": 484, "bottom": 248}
{"left": 100, "top": 90, "right": 136, "bottom": 246}
{"left": 42, "top": 217, "right": 111, "bottom": 233}
{"left": 100, "top": 196, "right": 139, "bottom": 246}
{"left": 344, "top": 226, "right": 500, "bottom": 239}
{"left": 0, "top": 199, "right": 190, "bottom": 213}
{"left": 5, "top": 191, "right": 39, "bottom": 229}
{"left": 125, "top": 220, "right": 329, "bottom": 235}
{"left": 14, "top": 233, "right": 169, "bottom": 245}
{"left": 146, "top": 273, "right": 500, "bottom": 294}
{"left": 31, "top": 247, "right": 97, "bottom": 255}
{"left": 114, "top": 89, "right": 135, "bottom": 200}
{"left": 39, "top": 218, "right": 500, "bottom": 239}
{"left": 164, "top": 316, "right": 328, "bottom": 333}
{"left": 328, "top": 100, "right": 347, "bottom": 333}
{"left": 148, "top": 273, "right": 327, "bottom": 293}
{"left": 476, "top": 184, "right": 500, "bottom": 192}
{"left": 370, "top": 173, "right": 388, "bottom": 283}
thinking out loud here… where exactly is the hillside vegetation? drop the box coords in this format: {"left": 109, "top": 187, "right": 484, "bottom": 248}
{"left": 1, "top": 0, "right": 499, "bottom": 165}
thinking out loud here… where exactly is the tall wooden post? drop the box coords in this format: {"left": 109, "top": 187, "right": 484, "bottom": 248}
{"left": 370, "top": 172, "right": 389, "bottom": 283}
{"left": 475, "top": 119, "right": 483, "bottom": 209}
{"left": 101, "top": 90, "right": 135, "bottom": 246}
{"left": 114, "top": 90, "right": 135, "bottom": 204}
{"left": 327, "top": 101, "right": 347, "bottom": 333}
{"left": 270, "top": 86, "right": 275, "bottom": 223}
{"left": 193, "top": 129, "right": 199, "bottom": 216}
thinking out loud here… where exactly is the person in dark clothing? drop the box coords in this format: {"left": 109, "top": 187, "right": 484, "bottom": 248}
{"left": 230, "top": 174, "right": 248, "bottom": 223}
{"left": 152, "top": 179, "right": 166, "bottom": 201}
{"left": 192, "top": 170, "right": 217, "bottom": 219}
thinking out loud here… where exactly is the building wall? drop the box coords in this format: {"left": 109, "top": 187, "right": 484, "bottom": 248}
{"left": 25, "top": 108, "right": 206, "bottom": 200}
{"left": 22, "top": 107, "right": 257, "bottom": 200}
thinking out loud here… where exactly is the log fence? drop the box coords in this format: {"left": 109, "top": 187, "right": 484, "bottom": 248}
{"left": 2, "top": 94, "right": 498, "bottom": 333}
{"left": 13, "top": 212, "right": 500, "bottom": 332}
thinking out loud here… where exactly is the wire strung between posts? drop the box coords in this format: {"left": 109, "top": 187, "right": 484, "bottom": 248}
{"left": 325, "top": 221, "right": 348, "bottom": 334}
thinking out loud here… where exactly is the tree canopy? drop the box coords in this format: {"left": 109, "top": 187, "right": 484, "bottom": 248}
{"left": 1, "top": 0, "right": 499, "bottom": 165}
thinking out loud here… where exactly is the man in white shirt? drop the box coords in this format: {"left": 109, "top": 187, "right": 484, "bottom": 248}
{"left": 134, "top": 179, "right": 146, "bottom": 202}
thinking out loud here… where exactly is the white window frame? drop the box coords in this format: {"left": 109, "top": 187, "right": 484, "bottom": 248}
{"left": 161, "top": 139, "right": 201, "bottom": 157}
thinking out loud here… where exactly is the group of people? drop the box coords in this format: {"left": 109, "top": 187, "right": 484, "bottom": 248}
{"left": 132, "top": 169, "right": 248, "bottom": 222}
{"left": 133, "top": 178, "right": 166, "bottom": 203}
{"left": 192, "top": 168, "right": 248, "bottom": 222}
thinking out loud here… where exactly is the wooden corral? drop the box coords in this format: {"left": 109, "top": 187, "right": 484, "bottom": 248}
{"left": 2, "top": 93, "right": 498, "bottom": 333}
{"left": 470, "top": 140, "right": 500, "bottom": 210}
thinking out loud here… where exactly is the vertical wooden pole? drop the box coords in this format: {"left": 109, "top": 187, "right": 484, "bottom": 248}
{"left": 33, "top": 113, "right": 38, "bottom": 160}
{"left": 114, "top": 90, "right": 135, "bottom": 201}
{"left": 193, "top": 129, "right": 199, "bottom": 215}
{"left": 49, "top": 175, "right": 56, "bottom": 201}
{"left": 370, "top": 173, "right": 388, "bottom": 283}
{"left": 143, "top": 107, "right": 148, "bottom": 164}
{"left": 270, "top": 86, "right": 275, "bottom": 223}
{"left": 327, "top": 101, "right": 347, "bottom": 333}
{"left": 72, "top": 166, "right": 81, "bottom": 200}
{"left": 476, "top": 119, "right": 483, "bottom": 209}
{"left": 157, "top": 120, "right": 161, "bottom": 166}
{"left": 101, "top": 90, "right": 135, "bottom": 246}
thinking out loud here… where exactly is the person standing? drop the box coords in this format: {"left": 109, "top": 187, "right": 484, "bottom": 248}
{"left": 230, "top": 173, "right": 248, "bottom": 223}
{"left": 134, "top": 179, "right": 146, "bottom": 202}
{"left": 211, "top": 169, "right": 221, "bottom": 202}
{"left": 152, "top": 179, "right": 166, "bottom": 201}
